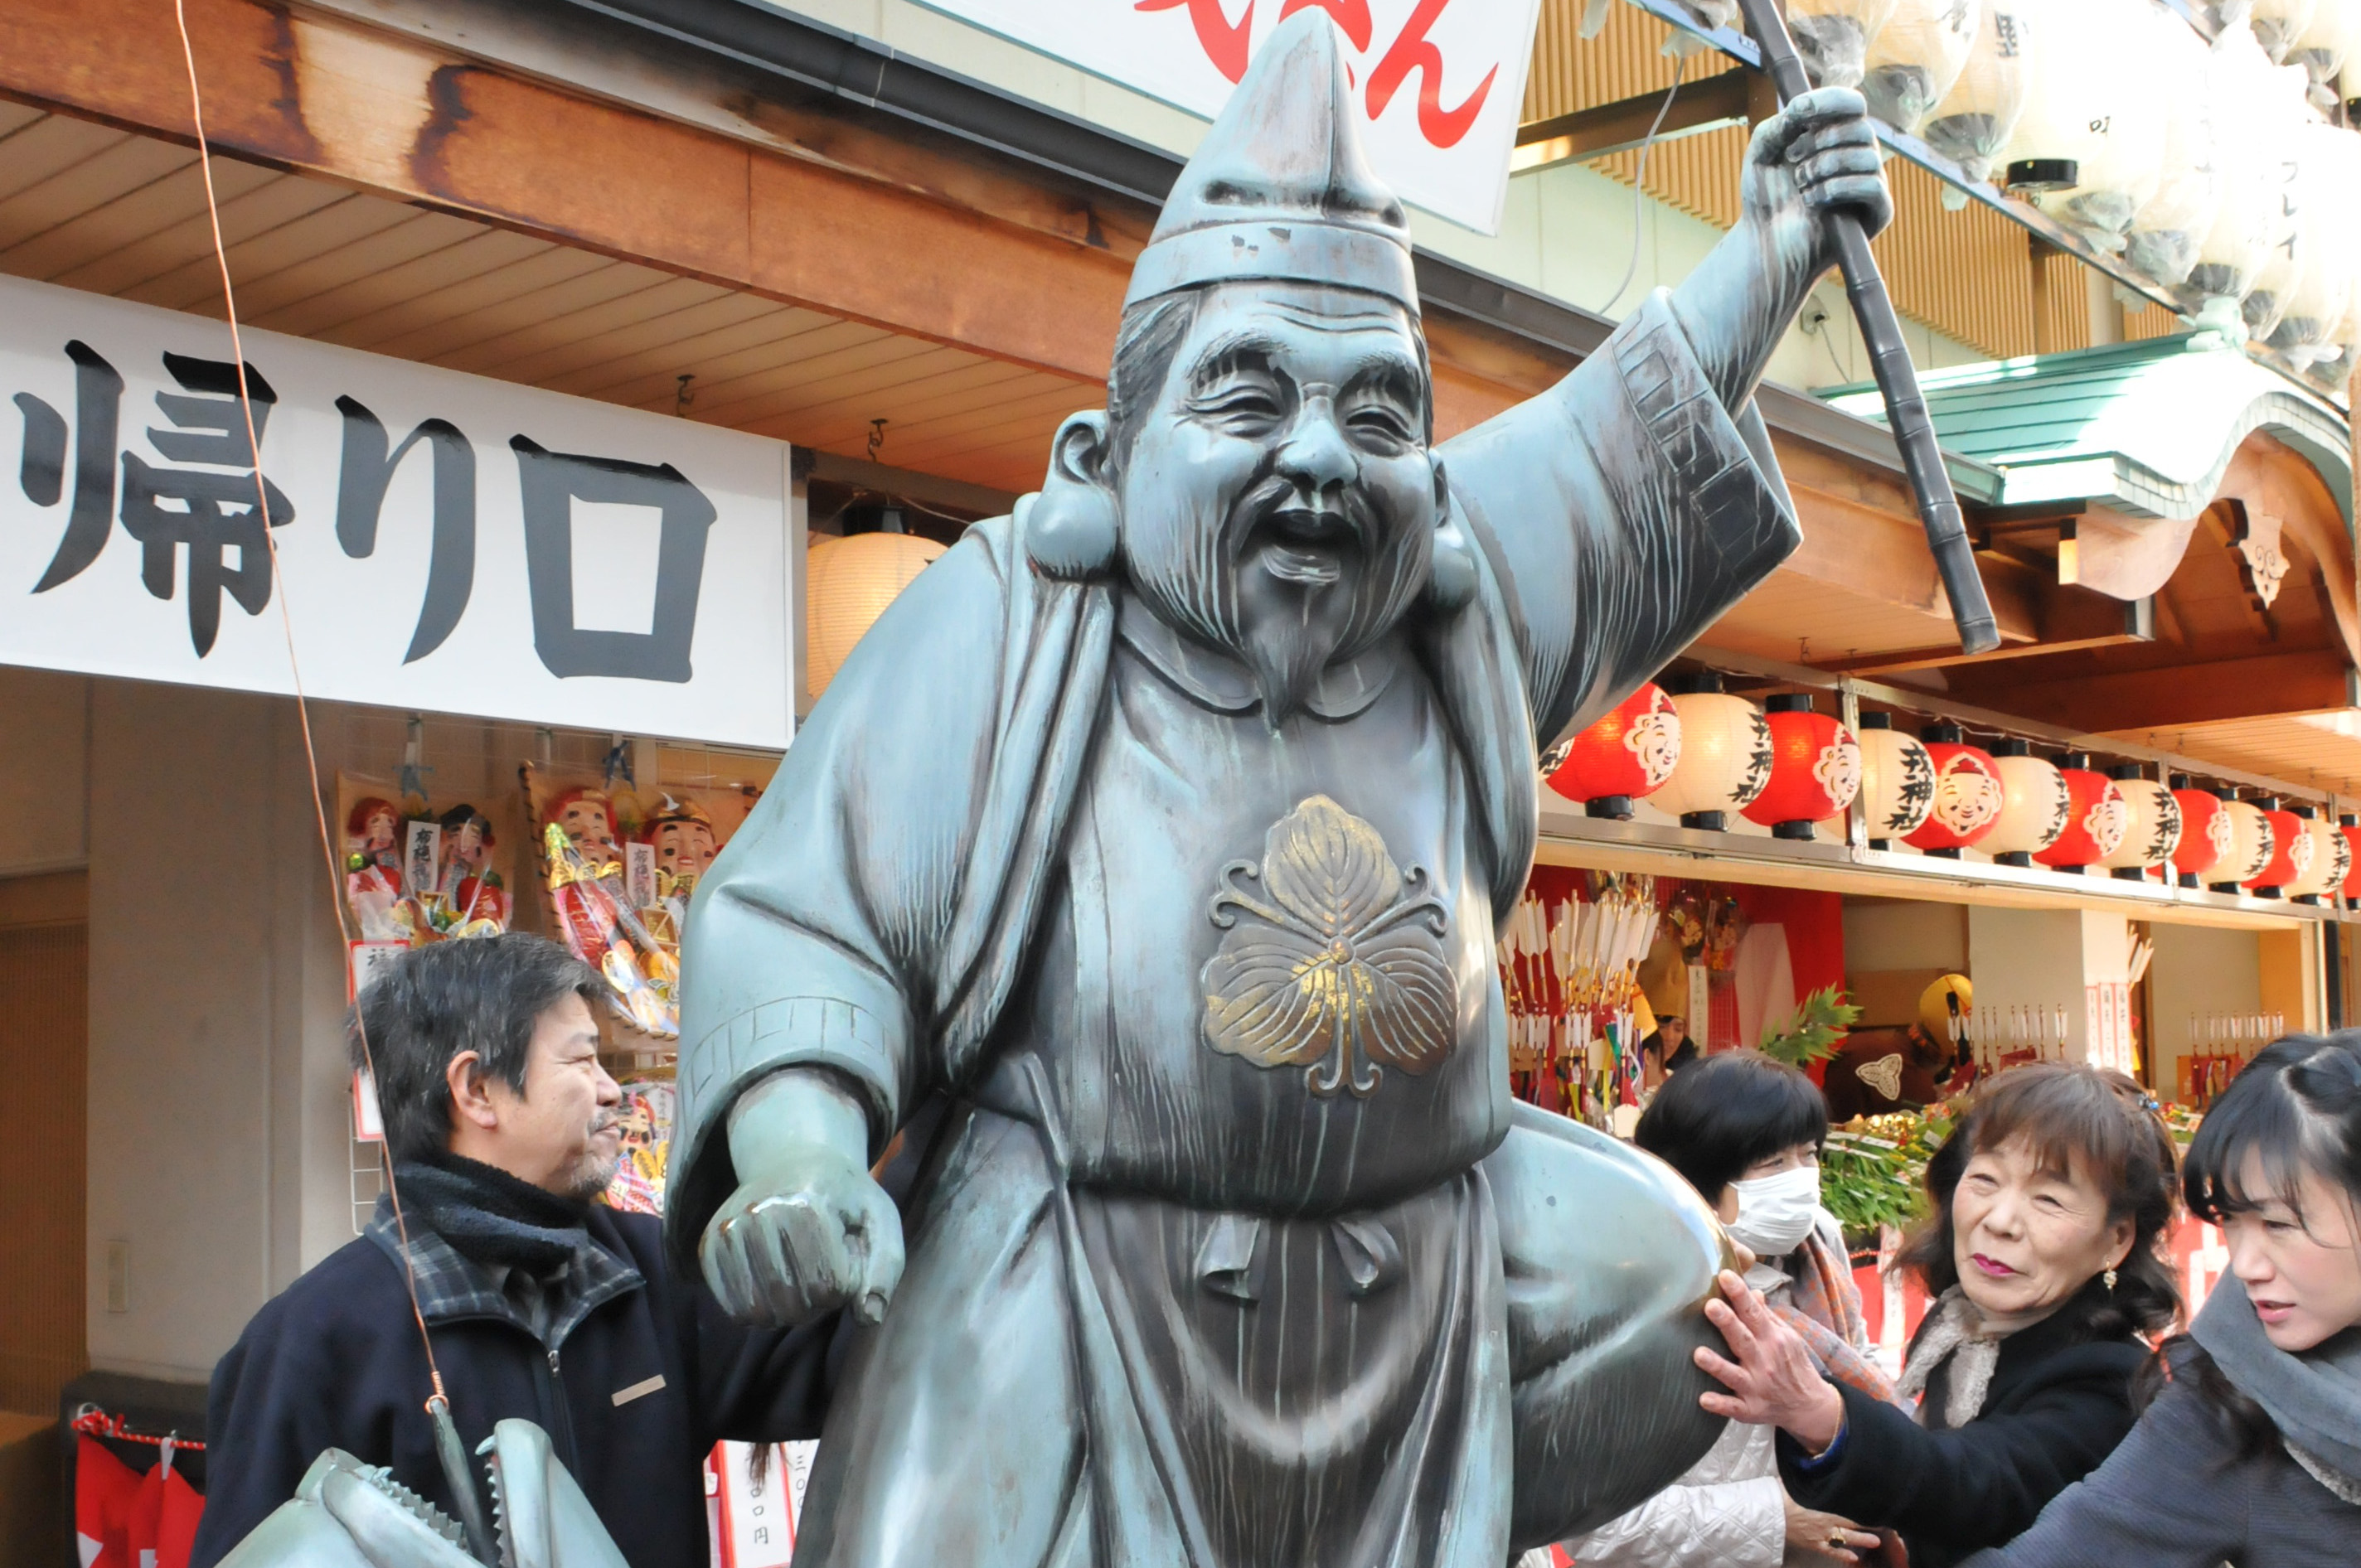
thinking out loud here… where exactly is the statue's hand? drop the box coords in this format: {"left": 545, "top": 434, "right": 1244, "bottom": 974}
{"left": 1738, "top": 87, "right": 1892, "bottom": 290}
{"left": 700, "top": 1069, "right": 905, "bottom": 1328}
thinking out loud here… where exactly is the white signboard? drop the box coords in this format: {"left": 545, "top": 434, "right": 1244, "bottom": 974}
{"left": 909, "top": 0, "right": 1544, "bottom": 235}
{"left": 0, "top": 274, "right": 793, "bottom": 748}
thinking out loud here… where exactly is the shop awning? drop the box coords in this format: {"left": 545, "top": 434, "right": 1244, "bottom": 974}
{"left": 1819, "top": 335, "right": 2354, "bottom": 529}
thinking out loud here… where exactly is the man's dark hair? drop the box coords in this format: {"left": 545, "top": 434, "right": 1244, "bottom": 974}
{"left": 351, "top": 933, "right": 603, "bottom": 1162}
{"left": 1634, "top": 1050, "right": 1828, "bottom": 1205}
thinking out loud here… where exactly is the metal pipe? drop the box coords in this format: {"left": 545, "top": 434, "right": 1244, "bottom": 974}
{"left": 1733, "top": 0, "right": 2000, "bottom": 656}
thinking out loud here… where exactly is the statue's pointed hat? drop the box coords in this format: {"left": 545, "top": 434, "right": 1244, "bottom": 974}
{"left": 1124, "top": 12, "right": 1418, "bottom": 314}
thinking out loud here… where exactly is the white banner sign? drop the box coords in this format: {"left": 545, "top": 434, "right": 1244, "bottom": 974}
{"left": 0, "top": 274, "right": 793, "bottom": 748}
{"left": 909, "top": 0, "right": 1543, "bottom": 235}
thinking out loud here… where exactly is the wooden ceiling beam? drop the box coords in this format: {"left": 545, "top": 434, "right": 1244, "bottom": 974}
{"left": 1948, "top": 649, "right": 2359, "bottom": 732}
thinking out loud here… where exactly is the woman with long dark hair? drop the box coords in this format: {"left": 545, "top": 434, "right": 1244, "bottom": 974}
{"left": 1960, "top": 1033, "right": 2361, "bottom": 1565}
{"left": 1694, "top": 1066, "right": 2181, "bottom": 1568}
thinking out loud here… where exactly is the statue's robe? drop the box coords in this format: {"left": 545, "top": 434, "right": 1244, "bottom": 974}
{"left": 667, "top": 294, "right": 1801, "bottom": 1566}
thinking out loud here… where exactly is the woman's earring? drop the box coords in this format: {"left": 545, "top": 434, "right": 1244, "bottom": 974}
{"left": 2103, "top": 1266, "right": 2119, "bottom": 1293}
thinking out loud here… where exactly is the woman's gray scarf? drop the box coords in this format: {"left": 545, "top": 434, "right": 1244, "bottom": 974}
{"left": 2191, "top": 1285, "right": 2361, "bottom": 1503}
{"left": 1897, "top": 1287, "right": 2006, "bottom": 1429}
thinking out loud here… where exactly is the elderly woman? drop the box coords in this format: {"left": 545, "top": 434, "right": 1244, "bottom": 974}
{"left": 1963, "top": 1033, "right": 2361, "bottom": 1566}
{"left": 1696, "top": 1065, "right": 2180, "bottom": 1568}
{"left": 1567, "top": 1052, "right": 1898, "bottom": 1568}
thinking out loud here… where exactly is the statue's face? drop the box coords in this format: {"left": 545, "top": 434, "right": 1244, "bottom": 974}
{"left": 1116, "top": 283, "right": 1439, "bottom": 723}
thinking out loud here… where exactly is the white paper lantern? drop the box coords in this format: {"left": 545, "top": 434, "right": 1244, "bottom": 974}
{"left": 2126, "top": 13, "right": 2226, "bottom": 287}
{"left": 2262, "top": 121, "right": 2361, "bottom": 367}
{"left": 804, "top": 530, "right": 948, "bottom": 699}
{"left": 2254, "top": 0, "right": 2322, "bottom": 62}
{"left": 1985, "top": 743, "right": 2069, "bottom": 861}
{"left": 2006, "top": 0, "right": 2168, "bottom": 250}
{"left": 2286, "top": 811, "right": 2351, "bottom": 896}
{"left": 1855, "top": 716, "right": 1937, "bottom": 843}
{"left": 2098, "top": 773, "right": 2183, "bottom": 873}
{"left": 1864, "top": 0, "right": 1984, "bottom": 133}
{"left": 2184, "top": 28, "right": 2315, "bottom": 316}
{"left": 1654, "top": 692, "right": 1773, "bottom": 826}
{"left": 1922, "top": 5, "right": 2034, "bottom": 185}
{"left": 1791, "top": 0, "right": 1904, "bottom": 89}
{"left": 2291, "top": 0, "right": 2361, "bottom": 109}
{"left": 2214, "top": 797, "right": 2277, "bottom": 886}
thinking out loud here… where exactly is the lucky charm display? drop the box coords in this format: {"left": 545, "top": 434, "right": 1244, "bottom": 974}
{"left": 336, "top": 775, "right": 515, "bottom": 989}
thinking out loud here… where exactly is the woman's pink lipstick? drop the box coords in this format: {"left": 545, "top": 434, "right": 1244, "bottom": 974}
{"left": 1970, "top": 1252, "right": 2017, "bottom": 1278}
{"left": 2252, "top": 1298, "right": 2296, "bottom": 1324}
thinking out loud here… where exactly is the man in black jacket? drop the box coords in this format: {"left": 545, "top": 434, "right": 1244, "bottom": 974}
{"left": 191, "top": 934, "right": 841, "bottom": 1568}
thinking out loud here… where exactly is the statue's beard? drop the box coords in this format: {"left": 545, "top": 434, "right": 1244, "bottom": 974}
{"left": 1127, "top": 469, "right": 1428, "bottom": 725}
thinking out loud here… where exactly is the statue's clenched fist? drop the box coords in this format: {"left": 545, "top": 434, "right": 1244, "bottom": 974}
{"left": 699, "top": 1069, "right": 904, "bottom": 1327}
{"left": 1739, "top": 86, "right": 1893, "bottom": 294}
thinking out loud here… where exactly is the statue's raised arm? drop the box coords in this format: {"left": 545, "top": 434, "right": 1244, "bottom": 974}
{"left": 666, "top": 16, "right": 1890, "bottom": 1566}
{"left": 1440, "top": 90, "right": 1889, "bottom": 748}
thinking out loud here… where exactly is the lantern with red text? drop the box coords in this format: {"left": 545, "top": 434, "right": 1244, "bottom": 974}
{"left": 1653, "top": 688, "right": 1773, "bottom": 830}
{"left": 2343, "top": 814, "right": 2361, "bottom": 902}
{"left": 2284, "top": 807, "right": 2349, "bottom": 902}
{"left": 1856, "top": 714, "right": 1935, "bottom": 847}
{"left": 2035, "top": 753, "right": 2127, "bottom": 871}
{"left": 1906, "top": 724, "right": 2005, "bottom": 856}
{"left": 2099, "top": 766, "right": 2180, "bottom": 881}
{"left": 1742, "top": 694, "right": 1859, "bottom": 840}
{"left": 2246, "top": 800, "right": 2309, "bottom": 896}
{"left": 2170, "top": 776, "right": 2230, "bottom": 887}
{"left": 1986, "top": 742, "right": 2070, "bottom": 867}
{"left": 1544, "top": 683, "right": 1680, "bottom": 819}
{"left": 2213, "top": 796, "right": 2275, "bottom": 892}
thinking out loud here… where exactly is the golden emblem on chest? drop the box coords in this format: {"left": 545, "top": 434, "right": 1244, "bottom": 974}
{"left": 1200, "top": 795, "right": 1457, "bottom": 1098}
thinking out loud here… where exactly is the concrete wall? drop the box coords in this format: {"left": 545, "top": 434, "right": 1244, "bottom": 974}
{"left": 1843, "top": 898, "right": 1967, "bottom": 973}
{"left": 2147, "top": 922, "right": 2264, "bottom": 1098}
{"left": 1967, "top": 906, "right": 2100, "bottom": 1061}
{"left": 0, "top": 666, "right": 90, "bottom": 875}
{"left": 83, "top": 682, "right": 351, "bottom": 1382}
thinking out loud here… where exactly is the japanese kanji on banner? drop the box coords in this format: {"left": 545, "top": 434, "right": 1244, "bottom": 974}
{"left": 914, "top": 0, "right": 1544, "bottom": 234}
{"left": 0, "top": 273, "right": 795, "bottom": 748}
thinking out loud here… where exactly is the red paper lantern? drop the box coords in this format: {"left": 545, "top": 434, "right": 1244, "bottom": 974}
{"left": 1905, "top": 725, "right": 2005, "bottom": 855}
{"left": 2247, "top": 801, "right": 2309, "bottom": 893}
{"left": 1544, "top": 683, "right": 1680, "bottom": 818}
{"left": 2034, "top": 755, "right": 2128, "bottom": 869}
{"left": 1742, "top": 695, "right": 1859, "bottom": 840}
{"left": 2343, "top": 814, "right": 2361, "bottom": 900}
{"left": 2170, "top": 778, "right": 2229, "bottom": 884}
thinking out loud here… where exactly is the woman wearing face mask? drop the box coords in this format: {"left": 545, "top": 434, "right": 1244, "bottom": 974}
{"left": 1959, "top": 1033, "right": 2361, "bottom": 1566}
{"left": 1695, "top": 1065, "right": 2181, "bottom": 1568}
{"left": 1562, "top": 1052, "right": 1901, "bottom": 1568}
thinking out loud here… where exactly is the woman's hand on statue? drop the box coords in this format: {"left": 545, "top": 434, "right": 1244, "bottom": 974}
{"left": 1738, "top": 87, "right": 1891, "bottom": 288}
{"left": 1694, "top": 1270, "right": 1847, "bottom": 1454}
{"left": 701, "top": 1068, "right": 905, "bottom": 1328}
{"left": 1781, "top": 1496, "right": 1881, "bottom": 1566}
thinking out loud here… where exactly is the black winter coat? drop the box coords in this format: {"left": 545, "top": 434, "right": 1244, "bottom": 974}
{"left": 188, "top": 1206, "right": 841, "bottom": 1568}
{"left": 1777, "top": 1280, "right": 2147, "bottom": 1568}
{"left": 1960, "top": 1342, "right": 2361, "bottom": 1567}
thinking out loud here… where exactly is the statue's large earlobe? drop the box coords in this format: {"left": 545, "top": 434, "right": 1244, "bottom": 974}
{"left": 1422, "top": 456, "right": 1478, "bottom": 616}
{"left": 1025, "top": 410, "right": 1121, "bottom": 580}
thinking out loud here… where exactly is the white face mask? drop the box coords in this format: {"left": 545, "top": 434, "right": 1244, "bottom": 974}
{"left": 1728, "top": 1164, "right": 1824, "bottom": 1257}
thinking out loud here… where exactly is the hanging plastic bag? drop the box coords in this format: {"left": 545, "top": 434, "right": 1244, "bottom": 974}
{"left": 1922, "top": 4, "right": 2032, "bottom": 185}
{"left": 2126, "top": 10, "right": 2226, "bottom": 286}
{"left": 2288, "top": 0, "right": 2361, "bottom": 109}
{"left": 2004, "top": 0, "right": 2168, "bottom": 252}
{"left": 2258, "top": 118, "right": 2359, "bottom": 366}
{"left": 2228, "top": 46, "right": 2322, "bottom": 341}
{"left": 1864, "top": 0, "right": 1982, "bottom": 133}
{"left": 1789, "top": 0, "right": 1903, "bottom": 88}
{"left": 2180, "top": 25, "right": 2309, "bottom": 328}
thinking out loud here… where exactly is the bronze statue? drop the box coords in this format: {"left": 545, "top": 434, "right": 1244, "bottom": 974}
{"left": 666, "top": 15, "right": 1892, "bottom": 1563}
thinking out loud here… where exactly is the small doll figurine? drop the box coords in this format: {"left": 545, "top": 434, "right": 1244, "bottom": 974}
{"left": 549, "top": 786, "right": 623, "bottom": 869}
{"left": 542, "top": 787, "right": 680, "bottom": 1036}
{"left": 435, "top": 804, "right": 508, "bottom": 936}
{"left": 344, "top": 796, "right": 410, "bottom": 941}
{"left": 635, "top": 795, "right": 720, "bottom": 946}
{"left": 1702, "top": 896, "right": 1743, "bottom": 973}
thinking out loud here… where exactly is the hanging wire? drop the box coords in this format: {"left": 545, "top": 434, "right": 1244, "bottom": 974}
{"left": 1597, "top": 54, "right": 1689, "bottom": 317}
{"left": 167, "top": 0, "right": 458, "bottom": 1428}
